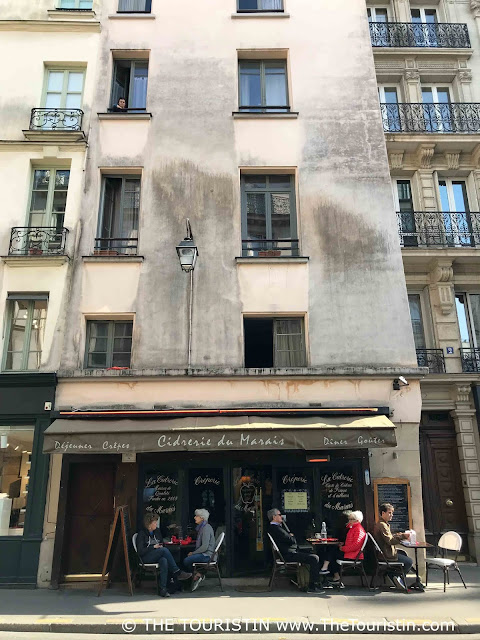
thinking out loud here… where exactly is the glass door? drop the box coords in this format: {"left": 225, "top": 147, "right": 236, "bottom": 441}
{"left": 411, "top": 8, "right": 438, "bottom": 47}
{"left": 42, "top": 69, "right": 84, "bottom": 129}
{"left": 422, "top": 86, "right": 452, "bottom": 132}
{"left": 438, "top": 179, "right": 472, "bottom": 246}
{"left": 368, "top": 8, "right": 389, "bottom": 46}
{"left": 393, "top": 179, "right": 417, "bottom": 245}
{"left": 378, "top": 86, "right": 400, "bottom": 132}
{"left": 232, "top": 465, "right": 273, "bottom": 574}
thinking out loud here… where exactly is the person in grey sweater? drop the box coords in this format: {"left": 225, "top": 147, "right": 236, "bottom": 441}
{"left": 184, "top": 508, "right": 216, "bottom": 590}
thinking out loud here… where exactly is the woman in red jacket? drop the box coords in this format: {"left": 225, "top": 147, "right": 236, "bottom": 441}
{"left": 319, "top": 510, "right": 366, "bottom": 586}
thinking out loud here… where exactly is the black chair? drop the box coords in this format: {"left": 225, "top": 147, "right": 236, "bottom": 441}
{"left": 131, "top": 532, "right": 161, "bottom": 595}
{"left": 191, "top": 532, "right": 225, "bottom": 591}
{"left": 367, "top": 532, "right": 409, "bottom": 593}
{"left": 335, "top": 532, "right": 369, "bottom": 588}
{"left": 267, "top": 532, "right": 300, "bottom": 591}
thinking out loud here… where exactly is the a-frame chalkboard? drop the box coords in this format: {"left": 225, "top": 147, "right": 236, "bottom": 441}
{"left": 97, "top": 505, "right": 134, "bottom": 596}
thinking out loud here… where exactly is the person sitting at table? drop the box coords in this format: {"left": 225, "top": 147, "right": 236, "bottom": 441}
{"left": 317, "top": 510, "right": 367, "bottom": 587}
{"left": 136, "top": 513, "right": 192, "bottom": 597}
{"left": 268, "top": 508, "right": 324, "bottom": 593}
{"left": 373, "top": 502, "right": 413, "bottom": 591}
{"left": 184, "top": 508, "right": 215, "bottom": 591}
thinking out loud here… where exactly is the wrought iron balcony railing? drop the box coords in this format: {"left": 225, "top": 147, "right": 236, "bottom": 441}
{"left": 460, "top": 348, "right": 480, "bottom": 372}
{"left": 29, "top": 108, "right": 84, "bottom": 131}
{"left": 242, "top": 239, "right": 299, "bottom": 257}
{"left": 8, "top": 227, "right": 68, "bottom": 256}
{"left": 416, "top": 348, "right": 446, "bottom": 373}
{"left": 370, "top": 22, "right": 470, "bottom": 48}
{"left": 380, "top": 103, "right": 480, "bottom": 133}
{"left": 397, "top": 211, "right": 480, "bottom": 248}
{"left": 94, "top": 237, "right": 138, "bottom": 255}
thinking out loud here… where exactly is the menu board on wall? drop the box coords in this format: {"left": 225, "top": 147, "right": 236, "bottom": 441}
{"left": 282, "top": 490, "right": 309, "bottom": 512}
{"left": 143, "top": 471, "right": 179, "bottom": 530}
{"left": 373, "top": 478, "right": 412, "bottom": 533}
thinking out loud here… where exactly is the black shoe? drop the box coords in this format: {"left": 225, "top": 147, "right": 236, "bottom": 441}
{"left": 307, "top": 585, "right": 325, "bottom": 593}
{"left": 159, "top": 587, "right": 171, "bottom": 597}
{"left": 175, "top": 570, "right": 192, "bottom": 581}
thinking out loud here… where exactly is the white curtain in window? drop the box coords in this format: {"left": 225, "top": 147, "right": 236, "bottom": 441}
{"left": 118, "top": 0, "right": 146, "bottom": 10}
{"left": 274, "top": 319, "right": 305, "bottom": 367}
{"left": 260, "top": 0, "right": 283, "bottom": 9}
{"left": 131, "top": 66, "right": 148, "bottom": 109}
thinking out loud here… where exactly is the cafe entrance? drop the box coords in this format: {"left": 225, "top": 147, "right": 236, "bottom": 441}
{"left": 137, "top": 450, "right": 370, "bottom": 577}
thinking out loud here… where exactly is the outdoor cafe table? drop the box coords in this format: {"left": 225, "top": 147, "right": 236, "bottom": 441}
{"left": 400, "top": 540, "right": 433, "bottom": 591}
{"left": 163, "top": 542, "right": 196, "bottom": 563}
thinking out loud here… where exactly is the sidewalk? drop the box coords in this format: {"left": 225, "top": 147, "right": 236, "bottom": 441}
{"left": 0, "top": 564, "right": 478, "bottom": 635}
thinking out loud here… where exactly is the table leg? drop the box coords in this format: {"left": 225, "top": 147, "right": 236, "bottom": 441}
{"left": 409, "top": 548, "right": 425, "bottom": 592}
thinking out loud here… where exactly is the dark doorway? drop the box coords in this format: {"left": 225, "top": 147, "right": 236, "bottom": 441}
{"left": 420, "top": 413, "right": 469, "bottom": 553}
{"left": 62, "top": 463, "right": 116, "bottom": 574}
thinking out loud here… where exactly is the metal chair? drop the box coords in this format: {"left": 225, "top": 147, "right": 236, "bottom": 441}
{"left": 267, "top": 532, "right": 300, "bottom": 591}
{"left": 426, "top": 531, "right": 467, "bottom": 592}
{"left": 336, "top": 531, "right": 369, "bottom": 588}
{"left": 131, "top": 532, "right": 161, "bottom": 595}
{"left": 191, "top": 531, "right": 225, "bottom": 591}
{"left": 367, "top": 532, "right": 409, "bottom": 593}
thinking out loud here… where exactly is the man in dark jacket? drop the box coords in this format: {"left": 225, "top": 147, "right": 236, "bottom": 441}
{"left": 267, "top": 508, "right": 323, "bottom": 593}
{"left": 136, "top": 513, "right": 191, "bottom": 597}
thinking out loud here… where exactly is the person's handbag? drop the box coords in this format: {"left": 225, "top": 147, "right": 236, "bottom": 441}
{"left": 296, "top": 564, "right": 310, "bottom": 591}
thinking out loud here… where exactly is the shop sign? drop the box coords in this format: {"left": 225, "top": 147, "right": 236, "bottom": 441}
{"left": 44, "top": 427, "right": 396, "bottom": 454}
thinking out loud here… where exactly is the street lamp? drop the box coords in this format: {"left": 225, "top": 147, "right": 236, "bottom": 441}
{"left": 176, "top": 219, "right": 199, "bottom": 368}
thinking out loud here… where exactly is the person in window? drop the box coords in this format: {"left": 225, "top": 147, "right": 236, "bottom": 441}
{"left": 111, "top": 97, "right": 127, "bottom": 112}
{"left": 317, "top": 510, "right": 366, "bottom": 587}
{"left": 184, "top": 508, "right": 215, "bottom": 591}
{"left": 267, "top": 508, "right": 323, "bottom": 593}
{"left": 136, "top": 513, "right": 192, "bottom": 597}
{"left": 373, "top": 502, "right": 413, "bottom": 591}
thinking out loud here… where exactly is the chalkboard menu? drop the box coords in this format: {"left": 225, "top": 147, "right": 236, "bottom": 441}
{"left": 373, "top": 478, "right": 412, "bottom": 533}
{"left": 143, "top": 471, "right": 179, "bottom": 530}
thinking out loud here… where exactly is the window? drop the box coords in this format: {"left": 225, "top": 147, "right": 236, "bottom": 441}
{"left": 2, "top": 296, "right": 48, "bottom": 371}
{"left": 58, "top": 0, "right": 93, "bottom": 8}
{"left": 244, "top": 317, "right": 306, "bottom": 367}
{"left": 241, "top": 174, "right": 297, "bottom": 256}
{"left": 422, "top": 86, "right": 452, "bottom": 132}
{"left": 118, "top": 0, "right": 151, "bottom": 12}
{"left": 40, "top": 69, "right": 84, "bottom": 129}
{"left": 96, "top": 176, "right": 140, "bottom": 254}
{"left": 111, "top": 60, "right": 148, "bottom": 111}
{"left": 28, "top": 169, "right": 69, "bottom": 229}
{"left": 456, "top": 293, "right": 480, "bottom": 349}
{"left": 438, "top": 179, "right": 473, "bottom": 246}
{"left": 393, "top": 179, "right": 417, "bottom": 246}
{"left": 0, "top": 426, "right": 34, "bottom": 536}
{"left": 85, "top": 320, "right": 133, "bottom": 368}
{"left": 408, "top": 294, "right": 426, "bottom": 350}
{"left": 238, "top": 0, "right": 283, "bottom": 11}
{"left": 367, "top": 7, "right": 388, "bottom": 22}
{"left": 378, "top": 85, "right": 401, "bottom": 132}
{"left": 238, "top": 60, "right": 288, "bottom": 112}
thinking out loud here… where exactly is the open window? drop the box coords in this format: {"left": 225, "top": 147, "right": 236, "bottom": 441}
{"left": 95, "top": 175, "right": 140, "bottom": 255}
{"left": 110, "top": 59, "right": 149, "bottom": 112}
{"left": 244, "top": 317, "right": 306, "bottom": 367}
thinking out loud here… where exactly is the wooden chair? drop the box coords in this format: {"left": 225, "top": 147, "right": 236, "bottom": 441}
{"left": 336, "top": 532, "right": 369, "bottom": 588}
{"left": 267, "top": 532, "right": 300, "bottom": 591}
{"left": 367, "top": 532, "right": 409, "bottom": 593}
{"left": 426, "top": 531, "right": 467, "bottom": 593}
{"left": 131, "top": 532, "right": 161, "bottom": 595}
{"left": 192, "top": 531, "right": 225, "bottom": 591}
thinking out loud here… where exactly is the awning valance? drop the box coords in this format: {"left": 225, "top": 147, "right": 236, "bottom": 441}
{"left": 43, "top": 415, "right": 397, "bottom": 454}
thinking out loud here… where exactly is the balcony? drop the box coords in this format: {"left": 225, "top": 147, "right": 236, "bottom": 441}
{"left": 93, "top": 237, "right": 138, "bottom": 256}
{"left": 460, "top": 348, "right": 480, "bottom": 372}
{"left": 397, "top": 211, "right": 480, "bottom": 248}
{"left": 380, "top": 103, "right": 480, "bottom": 134}
{"left": 241, "top": 239, "right": 299, "bottom": 257}
{"left": 370, "top": 22, "right": 470, "bottom": 49}
{"left": 23, "top": 108, "right": 85, "bottom": 142}
{"left": 416, "top": 348, "right": 446, "bottom": 373}
{"left": 8, "top": 227, "right": 68, "bottom": 256}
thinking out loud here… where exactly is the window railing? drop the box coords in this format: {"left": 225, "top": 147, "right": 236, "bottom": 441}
{"left": 238, "top": 105, "right": 290, "bottom": 113}
{"left": 380, "top": 102, "right": 480, "bottom": 133}
{"left": 460, "top": 348, "right": 480, "bottom": 372}
{"left": 416, "top": 348, "right": 446, "bottom": 373}
{"left": 242, "top": 239, "right": 299, "bottom": 257}
{"left": 29, "top": 108, "right": 83, "bottom": 131}
{"left": 370, "top": 22, "right": 470, "bottom": 48}
{"left": 94, "top": 237, "right": 138, "bottom": 255}
{"left": 397, "top": 211, "right": 480, "bottom": 248}
{"left": 106, "top": 107, "right": 147, "bottom": 113}
{"left": 8, "top": 227, "right": 68, "bottom": 256}
{"left": 117, "top": 0, "right": 151, "bottom": 12}
{"left": 237, "top": 0, "right": 283, "bottom": 12}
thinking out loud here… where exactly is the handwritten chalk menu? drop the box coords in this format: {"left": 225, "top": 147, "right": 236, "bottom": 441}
{"left": 143, "top": 471, "right": 178, "bottom": 529}
{"left": 373, "top": 478, "right": 412, "bottom": 533}
{"left": 320, "top": 471, "right": 354, "bottom": 513}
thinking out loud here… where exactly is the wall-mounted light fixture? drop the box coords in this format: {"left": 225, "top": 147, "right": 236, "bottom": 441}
{"left": 393, "top": 376, "right": 409, "bottom": 390}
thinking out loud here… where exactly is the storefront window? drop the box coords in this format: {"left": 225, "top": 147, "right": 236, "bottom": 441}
{"left": 0, "top": 427, "right": 34, "bottom": 536}
{"left": 278, "top": 467, "right": 315, "bottom": 539}
{"left": 188, "top": 469, "right": 225, "bottom": 534}
{"left": 142, "top": 469, "right": 179, "bottom": 537}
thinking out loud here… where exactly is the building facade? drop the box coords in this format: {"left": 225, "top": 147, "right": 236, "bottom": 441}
{"left": 3, "top": 0, "right": 477, "bottom": 587}
{"left": 368, "top": 0, "right": 480, "bottom": 561}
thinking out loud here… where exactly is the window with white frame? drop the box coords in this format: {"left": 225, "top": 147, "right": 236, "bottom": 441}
{"left": 244, "top": 317, "right": 306, "bottom": 367}
{"left": 2, "top": 295, "right": 48, "bottom": 371}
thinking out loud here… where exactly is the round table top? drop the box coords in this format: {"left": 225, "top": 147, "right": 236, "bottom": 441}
{"left": 306, "top": 538, "right": 339, "bottom": 544}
